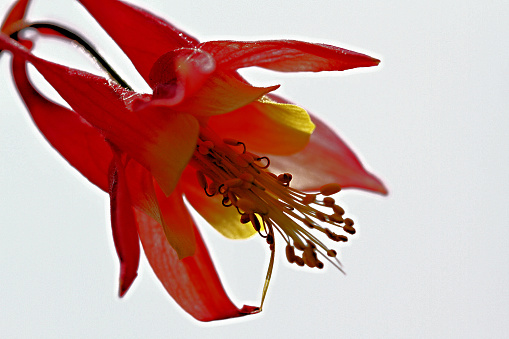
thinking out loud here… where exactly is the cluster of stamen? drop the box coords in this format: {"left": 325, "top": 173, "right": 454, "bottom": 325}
{"left": 192, "top": 128, "right": 357, "bottom": 306}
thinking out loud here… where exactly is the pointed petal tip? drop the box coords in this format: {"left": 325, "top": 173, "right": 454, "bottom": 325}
{"left": 359, "top": 54, "right": 380, "bottom": 68}
{"left": 239, "top": 305, "right": 261, "bottom": 315}
{"left": 368, "top": 172, "right": 388, "bottom": 195}
{"left": 355, "top": 172, "right": 388, "bottom": 195}
{"left": 377, "top": 182, "right": 389, "bottom": 195}
{"left": 118, "top": 272, "right": 137, "bottom": 298}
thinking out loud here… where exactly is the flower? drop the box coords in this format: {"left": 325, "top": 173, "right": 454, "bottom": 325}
{"left": 1, "top": 0, "right": 386, "bottom": 321}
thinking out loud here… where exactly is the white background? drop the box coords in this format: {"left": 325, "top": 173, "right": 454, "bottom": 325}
{"left": 1, "top": 0, "right": 508, "bottom": 338}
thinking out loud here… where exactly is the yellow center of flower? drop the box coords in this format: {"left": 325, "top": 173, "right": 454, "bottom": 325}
{"left": 191, "top": 128, "right": 356, "bottom": 307}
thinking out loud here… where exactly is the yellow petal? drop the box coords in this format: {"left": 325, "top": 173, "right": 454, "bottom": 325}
{"left": 207, "top": 98, "right": 315, "bottom": 155}
{"left": 181, "top": 168, "right": 257, "bottom": 239}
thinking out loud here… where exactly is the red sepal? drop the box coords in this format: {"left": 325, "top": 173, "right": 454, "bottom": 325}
{"left": 77, "top": 0, "right": 199, "bottom": 83}
{"left": 11, "top": 55, "right": 112, "bottom": 191}
{"left": 108, "top": 150, "right": 140, "bottom": 297}
{"left": 268, "top": 94, "right": 387, "bottom": 194}
{"left": 200, "top": 40, "right": 380, "bottom": 72}
{"left": 135, "top": 209, "right": 259, "bottom": 321}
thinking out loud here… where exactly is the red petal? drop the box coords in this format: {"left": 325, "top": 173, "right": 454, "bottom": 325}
{"left": 77, "top": 0, "right": 199, "bottom": 83}
{"left": 0, "top": 35, "right": 199, "bottom": 196}
{"left": 153, "top": 183, "right": 197, "bottom": 259}
{"left": 207, "top": 99, "right": 313, "bottom": 155}
{"left": 135, "top": 209, "right": 259, "bottom": 321}
{"left": 123, "top": 161, "right": 197, "bottom": 259}
{"left": 1, "top": 0, "right": 30, "bottom": 35}
{"left": 150, "top": 71, "right": 279, "bottom": 116}
{"left": 199, "top": 40, "right": 380, "bottom": 72}
{"left": 108, "top": 150, "right": 140, "bottom": 297}
{"left": 268, "top": 95, "right": 387, "bottom": 194}
{"left": 11, "top": 56, "right": 112, "bottom": 191}
{"left": 148, "top": 48, "right": 216, "bottom": 106}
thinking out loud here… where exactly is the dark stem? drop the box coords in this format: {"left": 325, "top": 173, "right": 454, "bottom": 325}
{"left": 9, "top": 22, "right": 133, "bottom": 90}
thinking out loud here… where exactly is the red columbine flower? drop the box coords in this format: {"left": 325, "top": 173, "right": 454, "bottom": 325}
{"left": 1, "top": 0, "right": 386, "bottom": 321}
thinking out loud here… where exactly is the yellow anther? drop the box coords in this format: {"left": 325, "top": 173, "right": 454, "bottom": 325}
{"left": 344, "top": 218, "right": 354, "bottom": 226}
{"left": 323, "top": 197, "right": 335, "bottom": 207}
{"left": 320, "top": 183, "right": 342, "bottom": 196}
{"left": 327, "top": 249, "right": 337, "bottom": 257}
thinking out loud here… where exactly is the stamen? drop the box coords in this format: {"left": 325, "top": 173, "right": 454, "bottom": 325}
{"left": 249, "top": 213, "right": 261, "bottom": 232}
{"left": 191, "top": 127, "right": 357, "bottom": 308}
{"left": 323, "top": 197, "right": 335, "bottom": 207}
{"left": 223, "top": 138, "right": 246, "bottom": 153}
{"left": 320, "top": 183, "right": 342, "bottom": 196}
{"left": 254, "top": 156, "right": 270, "bottom": 169}
{"left": 277, "top": 173, "right": 293, "bottom": 186}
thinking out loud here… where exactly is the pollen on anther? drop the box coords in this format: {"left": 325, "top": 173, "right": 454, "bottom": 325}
{"left": 333, "top": 205, "right": 345, "bottom": 215}
{"left": 323, "top": 197, "right": 335, "bottom": 207}
{"left": 320, "top": 183, "right": 342, "bottom": 196}
{"left": 285, "top": 245, "right": 296, "bottom": 263}
{"left": 302, "top": 194, "right": 316, "bottom": 205}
